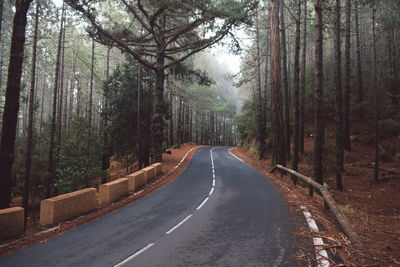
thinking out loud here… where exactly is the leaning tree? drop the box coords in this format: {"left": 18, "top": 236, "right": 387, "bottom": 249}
{"left": 66, "top": 0, "right": 256, "bottom": 162}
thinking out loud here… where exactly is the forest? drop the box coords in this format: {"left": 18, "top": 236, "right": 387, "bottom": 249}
{"left": 0, "top": 0, "right": 399, "bottom": 260}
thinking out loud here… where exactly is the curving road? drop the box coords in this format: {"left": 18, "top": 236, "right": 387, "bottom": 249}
{"left": 0, "top": 147, "right": 295, "bottom": 266}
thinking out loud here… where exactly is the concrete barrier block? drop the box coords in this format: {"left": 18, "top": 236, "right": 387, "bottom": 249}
{"left": 142, "top": 166, "right": 155, "bottom": 182}
{"left": 40, "top": 188, "right": 97, "bottom": 226}
{"left": 99, "top": 178, "right": 128, "bottom": 205}
{"left": 0, "top": 207, "right": 24, "bottom": 241}
{"left": 152, "top": 163, "right": 163, "bottom": 177}
{"left": 127, "top": 170, "right": 145, "bottom": 190}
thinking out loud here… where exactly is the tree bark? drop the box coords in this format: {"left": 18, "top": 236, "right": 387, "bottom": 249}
{"left": 280, "top": 0, "right": 290, "bottom": 160}
{"left": 0, "top": 0, "right": 4, "bottom": 116}
{"left": 355, "top": 0, "right": 363, "bottom": 104}
{"left": 137, "top": 60, "right": 143, "bottom": 169}
{"left": 292, "top": 0, "right": 301, "bottom": 182}
{"left": 56, "top": 16, "right": 66, "bottom": 166}
{"left": 47, "top": 1, "right": 65, "bottom": 198}
{"left": 372, "top": 3, "right": 379, "bottom": 182}
{"left": 299, "top": 0, "right": 307, "bottom": 154}
{"left": 270, "top": 0, "right": 286, "bottom": 166}
{"left": 312, "top": 0, "right": 324, "bottom": 197}
{"left": 344, "top": 0, "right": 351, "bottom": 151}
{"left": 23, "top": 1, "right": 39, "bottom": 229}
{"left": 89, "top": 37, "right": 94, "bottom": 129}
{"left": 0, "top": 0, "right": 32, "bottom": 209}
{"left": 334, "top": 0, "right": 343, "bottom": 191}
{"left": 151, "top": 14, "right": 166, "bottom": 163}
{"left": 101, "top": 47, "right": 110, "bottom": 179}
{"left": 263, "top": 20, "right": 270, "bottom": 136}
{"left": 255, "top": 7, "right": 265, "bottom": 159}
{"left": 209, "top": 111, "right": 215, "bottom": 146}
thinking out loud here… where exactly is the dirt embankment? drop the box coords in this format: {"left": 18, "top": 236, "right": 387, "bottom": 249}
{"left": 0, "top": 143, "right": 201, "bottom": 257}
{"left": 232, "top": 132, "right": 400, "bottom": 266}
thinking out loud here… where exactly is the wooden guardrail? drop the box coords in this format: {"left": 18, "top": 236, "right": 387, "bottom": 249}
{"left": 270, "top": 164, "right": 363, "bottom": 247}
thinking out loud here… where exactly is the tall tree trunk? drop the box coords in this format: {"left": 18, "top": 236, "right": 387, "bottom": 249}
{"left": 0, "top": 0, "right": 4, "bottom": 117}
{"left": 255, "top": 7, "right": 265, "bottom": 159}
{"left": 372, "top": 3, "right": 379, "bottom": 182}
{"left": 355, "top": 0, "right": 363, "bottom": 104}
{"left": 56, "top": 17, "right": 66, "bottom": 165}
{"left": 292, "top": 0, "right": 301, "bottom": 181}
{"left": 101, "top": 47, "right": 110, "bottom": 180}
{"left": 344, "top": 0, "right": 351, "bottom": 151}
{"left": 299, "top": 0, "right": 307, "bottom": 154}
{"left": 39, "top": 73, "right": 45, "bottom": 138}
{"left": 280, "top": 0, "right": 290, "bottom": 160}
{"left": 89, "top": 37, "right": 94, "bottom": 129}
{"left": 0, "top": 0, "right": 32, "bottom": 209}
{"left": 263, "top": 20, "right": 270, "bottom": 136}
{"left": 209, "top": 111, "right": 215, "bottom": 146}
{"left": 388, "top": 30, "right": 397, "bottom": 107}
{"left": 312, "top": 0, "right": 324, "bottom": 197}
{"left": 169, "top": 90, "right": 174, "bottom": 146}
{"left": 137, "top": 60, "right": 143, "bottom": 169}
{"left": 151, "top": 14, "right": 166, "bottom": 163}
{"left": 23, "top": 1, "right": 39, "bottom": 229}
{"left": 189, "top": 104, "right": 192, "bottom": 142}
{"left": 334, "top": 0, "right": 343, "bottom": 191}
{"left": 177, "top": 97, "right": 182, "bottom": 148}
{"left": 47, "top": 1, "right": 65, "bottom": 198}
{"left": 270, "top": 0, "right": 286, "bottom": 166}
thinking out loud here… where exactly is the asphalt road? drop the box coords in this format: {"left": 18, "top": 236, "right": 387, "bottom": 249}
{"left": 0, "top": 147, "right": 295, "bottom": 266}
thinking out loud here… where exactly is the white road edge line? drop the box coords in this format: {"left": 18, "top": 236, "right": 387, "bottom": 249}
{"left": 228, "top": 148, "right": 244, "bottom": 162}
{"left": 165, "top": 214, "right": 193, "bottom": 234}
{"left": 209, "top": 187, "right": 214, "bottom": 196}
{"left": 113, "top": 243, "right": 155, "bottom": 267}
{"left": 196, "top": 197, "right": 209, "bottom": 210}
{"left": 161, "top": 147, "right": 197, "bottom": 179}
{"left": 300, "top": 206, "right": 330, "bottom": 267}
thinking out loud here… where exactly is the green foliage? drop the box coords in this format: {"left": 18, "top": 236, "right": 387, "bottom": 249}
{"left": 103, "top": 56, "right": 154, "bottom": 162}
{"left": 234, "top": 97, "right": 257, "bottom": 144}
{"left": 55, "top": 118, "right": 103, "bottom": 194}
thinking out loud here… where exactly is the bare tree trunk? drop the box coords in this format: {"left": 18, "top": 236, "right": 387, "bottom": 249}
{"left": 47, "top": 1, "right": 65, "bottom": 198}
{"left": 23, "top": 2, "right": 39, "bottom": 229}
{"left": 169, "top": 89, "right": 174, "bottom": 146}
{"left": 388, "top": 30, "right": 397, "bottom": 107}
{"left": 355, "top": 0, "right": 363, "bottom": 104}
{"left": 89, "top": 37, "right": 94, "bottom": 130}
{"left": 0, "top": 0, "right": 32, "bottom": 208}
{"left": 209, "top": 111, "right": 215, "bottom": 146}
{"left": 39, "top": 73, "right": 45, "bottom": 137}
{"left": 344, "top": 0, "right": 351, "bottom": 151}
{"left": 292, "top": 0, "right": 301, "bottom": 182}
{"left": 280, "top": 0, "right": 290, "bottom": 160}
{"left": 177, "top": 98, "right": 182, "bottom": 148}
{"left": 334, "top": 0, "right": 343, "bottom": 191}
{"left": 137, "top": 60, "right": 143, "bottom": 169}
{"left": 299, "top": 0, "right": 307, "bottom": 154}
{"left": 101, "top": 47, "right": 110, "bottom": 180}
{"left": 263, "top": 20, "right": 270, "bottom": 136}
{"left": 372, "top": 3, "right": 379, "bottom": 182}
{"left": 270, "top": 0, "right": 286, "bottom": 166}
{"left": 189, "top": 104, "right": 192, "bottom": 142}
{"left": 56, "top": 17, "right": 66, "bottom": 165}
{"left": 255, "top": 7, "right": 265, "bottom": 159}
{"left": 312, "top": 0, "right": 324, "bottom": 197}
{"left": 0, "top": 0, "right": 4, "bottom": 117}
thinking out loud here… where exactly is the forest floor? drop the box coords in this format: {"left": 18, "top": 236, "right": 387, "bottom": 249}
{"left": 0, "top": 143, "right": 201, "bottom": 257}
{"left": 232, "top": 123, "right": 400, "bottom": 266}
